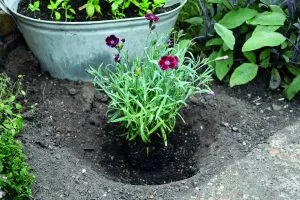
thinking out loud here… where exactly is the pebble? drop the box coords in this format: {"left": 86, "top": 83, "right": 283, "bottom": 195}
{"left": 272, "top": 104, "right": 282, "bottom": 111}
{"left": 82, "top": 168, "right": 86, "bottom": 174}
{"left": 221, "top": 122, "right": 229, "bottom": 127}
{"left": 232, "top": 127, "right": 239, "bottom": 132}
{"left": 22, "top": 110, "right": 35, "bottom": 120}
{"left": 68, "top": 88, "right": 78, "bottom": 95}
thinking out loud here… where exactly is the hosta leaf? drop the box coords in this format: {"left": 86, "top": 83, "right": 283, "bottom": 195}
{"left": 206, "top": 38, "right": 223, "bottom": 47}
{"left": 269, "top": 68, "right": 281, "bottom": 90}
{"left": 214, "top": 23, "right": 235, "bottom": 50}
{"left": 219, "top": 8, "right": 258, "bottom": 29}
{"left": 242, "top": 31, "right": 286, "bottom": 52}
{"left": 247, "top": 11, "right": 286, "bottom": 26}
{"left": 230, "top": 63, "right": 258, "bottom": 87}
{"left": 252, "top": 25, "right": 280, "bottom": 34}
{"left": 287, "top": 65, "right": 300, "bottom": 76}
{"left": 215, "top": 49, "right": 233, "bottom": 80}
{"left": 270, "top": 5, "right": 285, "bottom": 14}
{"left": 284, "top": 75, "right": 300, "bottom": 100}
{"left": 185, "top": 17, "right": 203, "bottom": 25}
{"left": 243, "top": 51, "right": 256, "bottom": 63}
{"left": 260, "top": 49, "right": 270, "bottom": 68}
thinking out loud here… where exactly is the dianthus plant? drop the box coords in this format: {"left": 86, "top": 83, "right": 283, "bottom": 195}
{"left": 89, "top": 15, "right": 225, "bottom": 146}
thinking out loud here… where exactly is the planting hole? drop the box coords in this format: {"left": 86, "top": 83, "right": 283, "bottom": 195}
{"left": 96, "top": 105, "right": 218, "bottom": 185}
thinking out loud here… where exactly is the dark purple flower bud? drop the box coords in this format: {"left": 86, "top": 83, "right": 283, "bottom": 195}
{"left": 158, "top": 55, "right": 179, "bottom": 70}
{"left": 121, "top": 38, "right": 125, "bottom": 43}
{"left": 168, "top": 39, "right": 174, "bottom": 48}
{"left": 114, "top": 54, "right": 120, "bottom": 62}
{"left": 105, "top": 35, "right": 119, "bottom": 48}
{"left": 145, "top": 13, "right": 159, "bottom": 23}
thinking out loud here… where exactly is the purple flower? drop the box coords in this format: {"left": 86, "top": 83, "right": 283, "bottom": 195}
{"left": 105, "top": 35, "right": 119, "bottom": 48}
{"left": 114, "top": 54, "right": 120, "bottom": 62}
{"left": 145, "top": 13, "right": 159, "bottom": 23}
{"left": 159, "top": 55, "right": 179, "bottom": 70}
{"left": 168, "top": 39, "right": 174, "bottom": 48}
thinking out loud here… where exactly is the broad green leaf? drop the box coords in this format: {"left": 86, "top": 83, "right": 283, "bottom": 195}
{"left": 86, "top": 4, "right": 95, "bottom": 17}
{"left": 270, "top": 5, "right": 285, "bottom": 14}
{"left": 243, "top": 51, "right": 256, "bottom": 63}
{"left": 230, "top": 63, "right": 258, "bottom": 87}
{"left": 260, "top": 49, "right": 270, "bottom": 61}
{"left": 269, "top": 68, "right": 281, "bottom": 89}
{"left": 247, "top": 11, "right": 286, "bottom": 26}
{"left": 206, "top": 38, "right": 223, "bottom": 47}
{"left": 154, "top": 0, "right": 165, "bottom": 4}
{"left": 208, "top": 51, "right": 218, "bottom": 69}
{"left": 260, "top": 49, "right": 270, "bottom": 68}
{"left": 214, "top": 23, "right": 235, "bottom": 50}
{"left": 55, "top": 11, "right": 61, "bottom": 21}
{"left": 215, "top": 49, "right": 233, "bottom": 80}
{"left": 281, "top": 50, "right": 294, "bottom": 63}
{"left": 185, "top": 17, "right": 203, "bottom": 25}
{"left": 242, "top": 31, "right": 286, "bottom": 52}
{"left": 284, "top": 75, "right": 300, "bottom": 100}
{"left": 208, "top": 0, "right": 222, "bottom": 3}
{"left": 252, "top": 25, "right": 280, "bottom": 34}
{"left": 219, "top": 8, "right": 258, "bottom": 29}
{"left": 95, "top": 5, "right": 101, "bottom": 13}
{"left": 287, "top": 65, "right": 300, "bottom": 76}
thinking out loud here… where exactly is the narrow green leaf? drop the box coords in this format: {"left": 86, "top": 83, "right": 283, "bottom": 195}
{"left": 230, "top": 63, "right": 258, "bottom": 87}
{"left": 214, "top": 23, "right": 235, "bottom": 50}
{"left": 242, "top": 31, "right": 286, "bottom": 52}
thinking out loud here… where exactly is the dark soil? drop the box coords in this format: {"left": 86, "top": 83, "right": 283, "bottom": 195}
{"left": 17, "top": 0, "right": 179, "bottom": 22}
{"left": 1, "top": 43, "right": 300, "bottom": 199}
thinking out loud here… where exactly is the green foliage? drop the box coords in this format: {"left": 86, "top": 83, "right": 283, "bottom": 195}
{"left": 0, "top": 74, "right": 35, "bottom": 199}
{"left": 108, "top": 0, "right": 165, "bottom": 19}
{"left": 89, "top": 33, "right": 216, "bottom": 146}
{"left": 28, "top": 1, "right": 40, "bottom": 13}
{"left": 284, "top": 75, "right": 300, "bottom": 100}
{"left": 61, "top": 0, "right": 76, "bottom": 21}
{"left": 47, "top": 0, "right": 64, "bottom": 20}
{"left": 182, "top": 0, "right": 300, "bottom": 99}
{"left": 230, "top": 63, "right": 258, "bottom": 87}
{"left": 85, "top": 0, "right": 101, "bottom": 19}
{"left": 214, "top": 23, "right": 235, "bottom": 50}
{"left": 47, "top": 0, "right": 75, "bottom": 21}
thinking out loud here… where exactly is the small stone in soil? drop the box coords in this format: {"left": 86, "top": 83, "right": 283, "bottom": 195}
{"left": 232, "top": 127, "right": 239, "bottom": 132}
{"left": 272, "top": 103, "right": 282, "bottom": 111}
{"left": 221, "top": 122, "right": 229, "bottom": 127}
{"left": 68, "top": 88, "right": 78, "bottom": 95}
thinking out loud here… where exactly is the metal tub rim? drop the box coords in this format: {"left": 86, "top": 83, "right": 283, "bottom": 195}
{"left": 3, "top": 0, "right": 187, "bottom": 26}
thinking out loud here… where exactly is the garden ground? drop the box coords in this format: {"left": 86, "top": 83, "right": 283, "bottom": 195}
{"left": 1, "top": 42, "right": 300, "bottom": 200}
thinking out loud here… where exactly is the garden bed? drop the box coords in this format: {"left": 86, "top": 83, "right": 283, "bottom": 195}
{"left": 1, "top": 43, "right": 300, "bottom": 199}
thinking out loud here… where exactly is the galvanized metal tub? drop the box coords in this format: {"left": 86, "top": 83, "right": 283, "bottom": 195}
{"left": 0, "top": 0, "right": 186, "bottom": 81}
